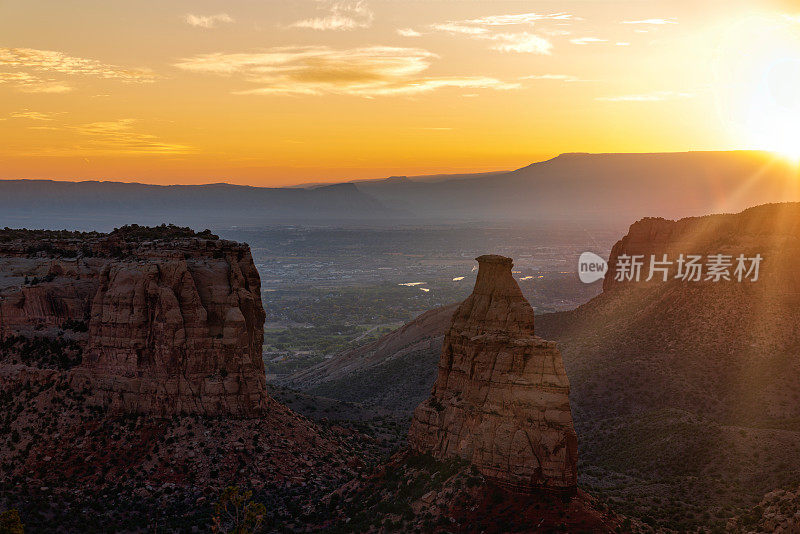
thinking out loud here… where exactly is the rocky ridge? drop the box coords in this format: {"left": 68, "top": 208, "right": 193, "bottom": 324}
{"left": 408, "top": 254, "right": 577, "bottom": 492}
{"left": 0, "top": 226, "right": 268, "bottom": 416}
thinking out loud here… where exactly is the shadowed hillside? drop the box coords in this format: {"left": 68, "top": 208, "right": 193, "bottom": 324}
{"left": 289, "top": 202, "right": 800, "bottom": 530}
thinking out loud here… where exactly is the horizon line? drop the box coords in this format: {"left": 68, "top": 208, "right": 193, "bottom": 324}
{"left": 0, "top": 148, "right": 775, "bottom": 189}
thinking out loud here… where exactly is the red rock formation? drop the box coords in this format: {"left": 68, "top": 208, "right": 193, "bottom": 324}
{"left": 408, "top": 254, "right": 577, "bottom": 492}
{"left": 0, "top": 227, "right": 268, "bottom": 416}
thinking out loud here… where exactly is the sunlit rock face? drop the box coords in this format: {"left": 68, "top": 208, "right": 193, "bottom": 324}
{"left": 0, "top": 228, "right": 269, "bottom": 417}
{"left": 408, "top": 254, "right": 577, "bottom": 492}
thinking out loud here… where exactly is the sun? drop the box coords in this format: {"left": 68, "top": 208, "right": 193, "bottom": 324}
{"left": 715, "top": 14, "right": 800, "bottom": 163}
{"left": 745, "top": 57, "right": 800, "bottom": 162}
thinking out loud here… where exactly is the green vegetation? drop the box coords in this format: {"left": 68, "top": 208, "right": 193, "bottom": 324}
{"left": 262, "top": 283, "right": 465, "bottom": 327}
{"left": 263, "top": 323, "right": 397, "bottom": 374}
{"left": 325, "top": 453, "right": 470, "bottom": 533}
{"left": 0, "top": 509, "right": 24, "bottom": 534}
{"left": 0, "top": 335, "right": 83, "bottom": 370}
{"left": 261, "top": 282, "right": 462, "bottom": 375}
{"left": 110, "top": 224, "right": 218, "bottom": 241}
{"left": 0, "top": 228, "right": 101, "bottom": 243}
{"left": 61, "top": 319, "right": 89, "bottom": 333}
{"left": 212, "top": 486, "right": 266, "bottom": 534}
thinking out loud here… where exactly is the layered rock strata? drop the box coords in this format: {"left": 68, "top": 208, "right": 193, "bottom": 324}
{"left": 0, "top": 227, "right": 268, "bottom": 416}
{"left": 408, "top": 254, "right": 577, "bottom": 492}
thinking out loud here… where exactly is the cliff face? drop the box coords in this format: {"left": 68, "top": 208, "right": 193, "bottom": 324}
{"left": 408, "top": 255, "right": 577, "bottom": 492}
{"left": 530, "top": 203, "right": 800, "bottom": 528}
{"left": 0, "top": 227, "right": 268, "bottom": 416}
{"left": 603, "top": 203, "right": 800, "bottom": 292}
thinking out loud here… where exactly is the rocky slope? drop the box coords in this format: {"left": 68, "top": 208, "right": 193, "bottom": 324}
{"left": 728, "top": 486, "right": 800, "bottom": 533}
{"left": 314, "top": 255, "right": 615, "bottom": 532}
{"left": 0, "top": 226, "right": 388, "bottom": 532}
{"left": 318, "top": 450, "right": 621, "bottom": 533}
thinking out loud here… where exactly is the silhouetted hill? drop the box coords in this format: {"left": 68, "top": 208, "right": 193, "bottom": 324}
{"left": 5, "top": 151, "right": 799, "bottom": 229}
{"left": 355, "top": 151, "right": 800, "bottom": 224}
{"left": 0, "top": 179, "right": 395, "bottom": 231}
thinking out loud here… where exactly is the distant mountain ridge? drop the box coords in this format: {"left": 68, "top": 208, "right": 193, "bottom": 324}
{"left": 353, "top": 150, "right": 800, "bottom": 224}
{"left": 3, "top": 150, "right": 798, "bottom": 229}
{"left": 0, "top": 179, "right": 395, "bottom": 231}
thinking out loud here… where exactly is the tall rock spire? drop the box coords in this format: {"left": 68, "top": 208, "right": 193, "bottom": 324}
{"left": 408, "top": 254, "right": 577, "bottom": 492}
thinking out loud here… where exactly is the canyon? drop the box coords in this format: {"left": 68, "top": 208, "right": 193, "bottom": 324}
{"left": 290, "top": 202, "right": 800, "bottom": 531}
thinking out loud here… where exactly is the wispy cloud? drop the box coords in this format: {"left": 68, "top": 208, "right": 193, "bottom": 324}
{"left": 570, "top": 37, "right": 607, "bottom": 45}
{"left": 19, "top": 81, "right": 73, "bottom": 93}
{"left": 0, "top": 71, "right": 73, "bottom": 93}
{"left": 0, "top": 48, "right": 157, "bottom": 82}
{"left": 175, "top": 46, "right": 519, "bottom": 96}
{"left": 184, "top": 13, "right": 234, "bottom": 29}
{"left": 461, "top": 13, "right": 574, "bottom": 26}
{"left": 9, "top": 110, "right": 58, "bottom": 121}
{"left": 622, "top": 18, "right": 677, "bottom": 25}
{"left": 596, "top": 91, "right": 693, "bottom": 102}
{"left": 489, "top": 33, "right": 553, "bottom": 54}
{"left": 68, "top": 119, "right": 194, "bottom": 154}
{"left": 521, "top": 74, "right": 581, "bottom": 82}
{"left": 428, "top": 12, "right": 575, "bottom": 54}
{"left": 396, "top": 28, "right": 421, "bottom": 37}
{"left": 0, "top": 71, "right": 35, "bottom": 83}
{"left": 291, "top": 1, "right": 373, "bottom": 31}
{"left": 431, "top": 22, "right": 491, "bottom": 35}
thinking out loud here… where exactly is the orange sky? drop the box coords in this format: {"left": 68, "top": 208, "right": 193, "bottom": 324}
{"left": 1, "top": 0, "right": 799, "bottom": 186}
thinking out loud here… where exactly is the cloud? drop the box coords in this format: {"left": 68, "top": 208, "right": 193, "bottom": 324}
{"left": 616, "top": 42, "right": 631, "bottom": 46}
{"left": 9, "top": 110, "right": 58, "bottom": 121}
{"left": 18, "top": 81, "right": 73, "bottom": 93}
{"left": 431, "top": 22, "right": 490, "bottom": 35}
{"left": 0, "top": 48, "right": 156, "bottom": 82}
{"left": 291, "top": 1, "right": 373, "bottom": 31}
{"left": 461, "top": 13, "right": 574, "bottom": 26}
{"left": 596, "top": 91, "right": 693, "bottom": 102}
{"left": 622, "top": 18, "right": 677, "bottom": 25}
{"left": 175, "top": 46, "right": 519, "bottom": 96}
{"left": 184, "top": 13, "right": 234, "bottom": 29}
{"left": 0, "top": 71, "right": 35, "bottom": 83}
{"left": 489, "top": 33, "right": 552, "bottom": 54}
{"left": 69, "top": 119, "right": 194, "bottom": 154}
{"left": 397, "top": 28, "right": 421, "bottom": 37}
{"left": 428, "top": 12, "right": 574, "bottom": 54}
{"left": 520, "top": 74, "right": 581, "bottom": 82}
{"left": 0, "top": 71, "right": 74, "bottom": 93}
{"left": 570, "top": 37, "right": 607, "bottom": 45}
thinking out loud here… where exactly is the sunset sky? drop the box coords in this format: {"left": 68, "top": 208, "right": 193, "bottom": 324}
{"left": 1, "top": 0, "right": 799, "bottom": 186}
